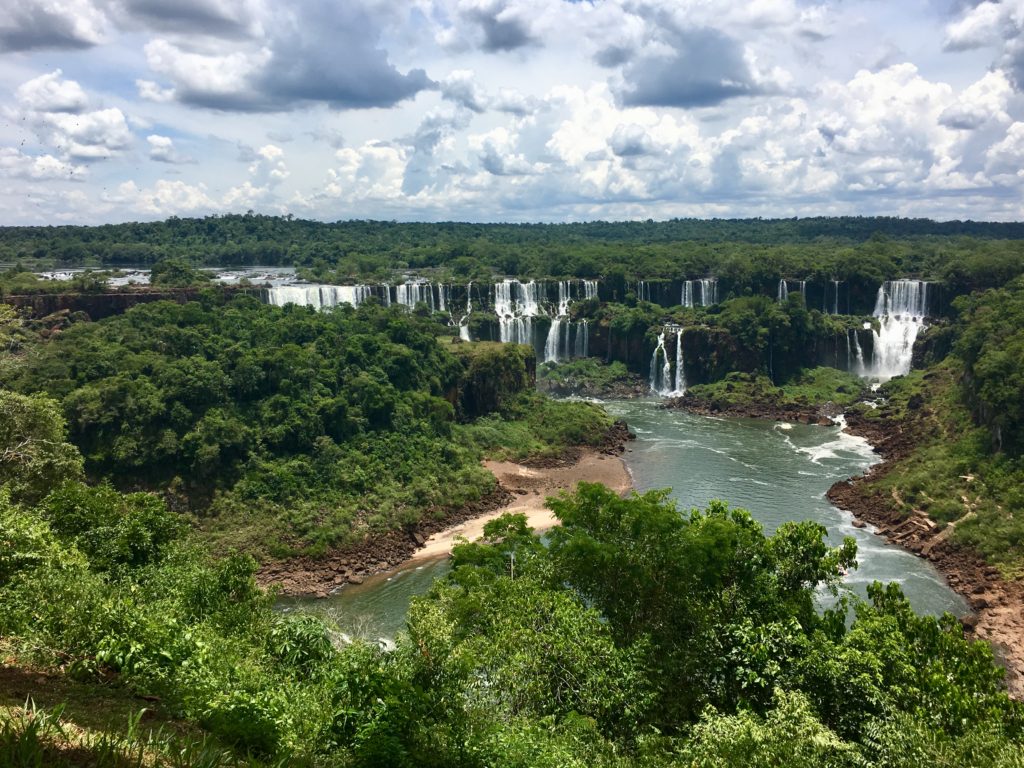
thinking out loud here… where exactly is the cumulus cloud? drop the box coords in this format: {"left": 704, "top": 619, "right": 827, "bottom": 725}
{"left": 136, "top": 79, "right": 176, "bottom": 103}
{"left": 0, "top": 148, "right": 88, "bottom": 180}
{"left": 16, "top": 70, "right": 89, "bottom": 113}
{"left": 455, "top": 0, "right": 539, "bottom": 52}
{"left": 143, "top": 2, "right": 432, "bottom": 111}
{"left": 12, "top": 71, "right": 134, "bottom": 162}
{"left": 109, "top": 179, "right": 217, "bottom": 214}
{"left": 944, "top": 0, "right": 1024, "bottom": 92}
{"left": 118, "top": 0, "right": 263, "bottom": 38}
{"left": 147, "top": 134, "right": 193, "bottom": 163}
{"left": 616, "top": 26, "right": 773, "bottom": 108}
{"left": 0, "top": 0, "right": 107, "bottom": 52}
{"left": 440, "top": 70, "right": 488, "bottom": 113}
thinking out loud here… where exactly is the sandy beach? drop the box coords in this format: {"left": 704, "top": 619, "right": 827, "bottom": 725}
{"left": 411, "top": 451, "right": 634, "bottom": 561}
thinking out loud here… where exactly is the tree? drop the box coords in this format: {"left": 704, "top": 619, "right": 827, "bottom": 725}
{"left": 0, "top": 390, "right": 83, "bottom": 504}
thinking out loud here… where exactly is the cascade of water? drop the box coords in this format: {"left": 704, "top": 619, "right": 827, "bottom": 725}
{"left": 832, "top": 280, "right": 841, "bottom": 315}
{"left": 852, "top": 328, "right": 865, "bottom": 375}
{"left": 637, "top": 280, "right": 649, "bottom": 302}
{"left": 799, "top": 281, "right": 807, "bottom": 301}
{"left": 574, "top": 319, "right": 589, "bottom": 358}
{"left": 458, "top": 282, "right": 472, "bottom": 341}
{"left": 495, "top": 279, "right": 544, "bottom": 346}
{"left": 777, "top": 279, "right": 788, "bottom": 303}
{"left": 682, "top": 278, "right": 717, "bottom": 308}
{"left": 266, "top": 284, "right": 371, "bottom": 310}
{"left": 542, "top": 280, "right": 598, "bottom": 362}
{"left": 672, "top": 328, "right": 686, "bottom": 395}
{"left": 845, "top": 330, "right": 852, "bottom": 371}
{"left": 701, "top": 278, "right": 718, "bottom": 305}
{"left": 544, "top": 281, "right": 572, "bottom": 362}
{"left": 867, "top": 280, "right": 928, "bottom": 380}
{"left": 394, "top": 281, "right": 439, "bottom": 311}
{"left": 649, "top": 332, "right": 672, "bottom": 395}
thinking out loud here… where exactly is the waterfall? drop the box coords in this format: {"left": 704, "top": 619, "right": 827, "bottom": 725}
{"left": 495, "top": 279, "right": 543, "bottom": 346}
{"left": 799, "top": 281, "right": 806, "bottom": 301}
{"left": 544, "top": 280, "right": 598, "bottom": 362}
{"left": 637, "top": 280, "right": 650, "bottom": 303}
{"left": 852, "top": 328, "right": 865, "bottom": 375}
{"left": 649, "top": 332, "right": 672, "bottom": 395}
{"left": 832, "top": 280, "right": 841, "bottom": 315}
{"left": 777, "top": 279, "right": 788, "bottom": 303}
{"left": 574, "top": 319, "right": 589, "bottom": 358}
{"left": 458, "top": 282, "right": 472, "bottom": 341}
{"left": 672, "top": 328, "right": 686, "bottom": 395}
{"left": 866, "top": 280, "right": 928, "bottom": 380}
{"left": 681, "top": 278, "right": 717, "bottom": 308}
{"left": 393, "top": 281, "right": 447, "bottom": 312}
{"left": 266, "top": 284, "right": 372, "bottom": 310}
{"left": 700, "top": 278, "right": 718, "bottom": 306}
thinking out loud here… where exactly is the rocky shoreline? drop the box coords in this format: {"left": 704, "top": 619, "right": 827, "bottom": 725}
{"left": 257, "top": 420, "right": 634, "bottom": 597}
{"left": 827, "top": 411, "right": 1024, "bottom": 698}
{"left": 665, "top": 394, "right": 1022, "bottom": 697}
{"left": 664, "top": 392, "right": 842, "bottom": 425}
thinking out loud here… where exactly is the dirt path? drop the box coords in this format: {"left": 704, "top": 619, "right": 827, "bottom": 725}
{"left": 828, "top": 413, "right": 1024, "bottom": 699}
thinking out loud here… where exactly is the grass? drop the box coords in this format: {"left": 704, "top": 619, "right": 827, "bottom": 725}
{"left": 850, "top": 360, "right": 1024, "bottom": 578}
{"left": 0, "top": 651, "right": 248, "bottom": 767}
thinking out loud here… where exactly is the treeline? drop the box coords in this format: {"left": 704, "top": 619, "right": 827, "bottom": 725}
{"left": 0, "top": 295, "right": 610, "bottom": 559}
{"left": 1, "top": 215, "right": 1023, "bottom": 293}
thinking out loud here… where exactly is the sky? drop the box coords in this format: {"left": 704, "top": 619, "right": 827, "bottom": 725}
{"left": 1, "top": 0, "right": 1023, "bottom": 225}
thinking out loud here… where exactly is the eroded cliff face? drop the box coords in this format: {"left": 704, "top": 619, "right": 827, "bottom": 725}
{"left": 2, "top": 286, "right": 255, "bottom": 320}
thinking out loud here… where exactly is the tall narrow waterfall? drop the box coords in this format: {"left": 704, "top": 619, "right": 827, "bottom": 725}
{"left": 650, "top": 332, "right": 672, "bottom": 395}
{"left": 832, "top": 280, "right": 842, "bottom": 315}
{"left": 458, "top": 282, "right": 473, "bottom": 341}
{"left": 544, "top": 280, "right": 599, "bottom": 362}
{"left": 867, "top": 280, "right": 929, "bottom": 380}
{"left": 847, "top": 328, "right": 866, "bottom": 375}
{"left": 495, "top": 279, "right": 543, "bottom": 346}
{"left": 672, "top": 328, "right": 686, "bottom": 395}
{"left": 574, "top": 319, "right": 589, "bottom": 358}
{"left": 637, "top": 281, "right": 651, "bottom": 303}
{"left": 266, "top": 284, "right": 373, "bottom": 310}
{"left": 777, "top": 279, "right": 788, "bottom": 303}
{"left": 799, "top": 281, "right": 807, "bottom": 301}
{"left": 681, "top": 278, "right": 718, "bottom": 308}
{"left": 544, "top": 281, "right": 572, "bottom": 362}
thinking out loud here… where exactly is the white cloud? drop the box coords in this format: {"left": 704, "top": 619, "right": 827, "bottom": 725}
{"left": 0, "top": 148, "right": 88, "bottom": 180}
{"left": 0, "top": 0, "right": 108, "bottom": 51}
{"left": 136, "top": 79, "right": 176, "bottom": 103}
{"left": 16, "top": 70, "right": 89, "bottom": 113}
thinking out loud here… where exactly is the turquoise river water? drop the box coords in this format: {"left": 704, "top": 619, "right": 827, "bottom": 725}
{"left": 279, "top": 399, "right": 966, "bottom": 641}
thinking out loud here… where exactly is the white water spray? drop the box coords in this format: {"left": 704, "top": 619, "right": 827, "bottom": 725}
{"left": 866, "top": 280, "right": 929, "bottom": 380}
{"left": 649, "top": 332, "right": 672, "bottom": 395}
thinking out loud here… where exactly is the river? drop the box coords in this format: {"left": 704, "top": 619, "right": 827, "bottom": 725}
{"left": 279, "top": 398, "right": 967, "bottom": 640}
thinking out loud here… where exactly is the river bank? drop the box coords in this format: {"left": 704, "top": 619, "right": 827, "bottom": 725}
{"left": 673, "top": 390, "right": 1022, "bottom": 696}
{"left": 828, "top": 411, "right": 1024, "bottom": 698}
{"left": 257, "top": 421, "right": 635, "bottom": 596}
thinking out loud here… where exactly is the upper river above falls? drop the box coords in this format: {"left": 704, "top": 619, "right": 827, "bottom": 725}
{"left": 279, "top": 399, "right": 967, "bottom": 641}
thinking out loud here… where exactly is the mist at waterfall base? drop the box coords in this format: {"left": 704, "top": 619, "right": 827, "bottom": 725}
{"left": 279, "top": 399, "right": 965, "bottom": 642}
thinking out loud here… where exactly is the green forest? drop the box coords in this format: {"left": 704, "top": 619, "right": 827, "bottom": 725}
{"left": 2, "top": 217, "right": 1024, "bottom": 766}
